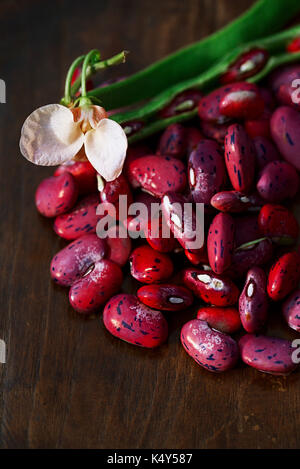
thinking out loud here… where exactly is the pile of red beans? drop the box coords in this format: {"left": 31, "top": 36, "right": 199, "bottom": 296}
{"left": 35, "top": 63, "right": 300, "bottom": 376}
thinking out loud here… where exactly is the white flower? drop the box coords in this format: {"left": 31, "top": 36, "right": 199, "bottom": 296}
{"left": 19, "top": 103, "right": 128, "bottom": 182}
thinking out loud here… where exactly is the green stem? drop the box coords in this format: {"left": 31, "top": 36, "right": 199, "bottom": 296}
{"left": 81, "top": 49, "right": 100, "bottom": 98}
{"left": 62, "top": 55, "right": 85, "bottom": 106}
{"left": 71, "top": 50, "right": 128, "bottom": 97}
{"left": 236, "top": 238, "right": 268, "bottom": 252}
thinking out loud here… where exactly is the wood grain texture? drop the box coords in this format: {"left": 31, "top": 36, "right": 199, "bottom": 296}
{"left": 0, "top": 0, "right": 300, "bottom": 449}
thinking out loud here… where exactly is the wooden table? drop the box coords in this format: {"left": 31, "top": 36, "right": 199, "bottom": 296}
{"left": 1, "top": 0, "right": 300, "bottom": 449}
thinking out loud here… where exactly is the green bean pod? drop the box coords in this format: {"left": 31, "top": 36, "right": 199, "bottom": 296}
{"left": 86, "top": 0, "right": 300, "bottom": 110}
{"left": 121, "top": 29, "right": 300, "bottom": 143}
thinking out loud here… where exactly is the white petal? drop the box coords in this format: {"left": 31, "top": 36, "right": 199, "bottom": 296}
{"left": 84, "top": 118, "right": 128, "bottom": 181}
{"left": 20, "top": 104, "right": 84, "bottom": 166}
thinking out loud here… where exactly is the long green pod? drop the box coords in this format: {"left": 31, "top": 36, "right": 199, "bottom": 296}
{"left": 87, "top": 0, "right": 300, "bottom": 110}
{"left": 111, "top": 25, "right": 300, "bottom": 125}
{"left": 128, "top": 51, "right": 300, "bottom": 144}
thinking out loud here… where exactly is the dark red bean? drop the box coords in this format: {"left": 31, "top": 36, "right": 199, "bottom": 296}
{"left": 219, "top": 82, "right": 264, "bottom": 120}
{"left": 220, "top": 48, "right": 269, "bottom": 84}
{"left": 256, "top": 161, "right": 299, "bottom": 203}
{"left": 181, "top": 320, "right": 239, "bottom": 372}
{"left": 53, "top": 194, "right": 100, "bottom": 240}
{"left": 258, "top": 204, "right": 299, "bottom": 245}
{"left": 207, "top": 213, "right": 235, "bottom": 274}
{"left": 267, "top": 252, "right": 300, "bottom": 301}
{"left": 54, "top": 161, "right": 97, "bottom": 195}
{"left": 224, "top": 124, "right": 256, "bottom": 193}
{"left": 211, "top": 190, "right": 264, "bottom": 213}
{"left": 129, "top": 245, "right": 174, "bottom": 284}
{"left": 50, "top": 234, "right": 106, "bottom": 287}
{"left": 197, "top": 306, "right": 241, "bottom": 334}
{"left": 137, "top": 284, "right": 193, "bottom": 311}
{"left": 188, "top": 139, "right": 226, "bottom": 204}
{"left": 159, "top": 89, "right": 203, "bottom": 118}
{"left": 35, "top": 173, "right": 78, "bottom": 218}
{"left": 239, "top": 334, "right": 298, "bottom": 376}
{"left": 128, "top": 155, "right": 186, "bottom": 197}
{"left": 183, "top": 269, "right": 239, "bottom": 306}
{"left": 69, "top": 259, "right": 123, "bottom": 315}
{"left": 157, "top": 124, "right": 187, "bottom": 159}
{"left": 253, "top": 136, "right": 281, "bottom": 170}
{"left": 239, "top": 267, "right": 268, "bottom": 333}
{"left": 103, "top": 294, "right": 168, "bottom": 348}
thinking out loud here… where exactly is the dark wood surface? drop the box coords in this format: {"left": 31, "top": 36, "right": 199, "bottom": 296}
{"left": 1, "top": 0, "right": 300, "bottom": 449}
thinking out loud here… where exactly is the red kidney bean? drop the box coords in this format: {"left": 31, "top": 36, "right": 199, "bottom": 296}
{"left": 200, "top": 120, "right": 229, "bottom": 144}
{"left": 287, "top": 37, "right": 300, "bottom": 53}
{"left": 129, "top": 245, "right": 174, "bottom": 284}
{"left": 198, "top": 85, "right": 233, "bottom": 124}
{"left": 128, "top": 155, "right": 186, "bottom": 197}
{"left": 50, "top": 234, "right": 106, "bottom": 287}
{"left": 196, "top": 306, "right": 241, "bottom": 334}
{"left": 122, "top": 120, "right": 144, "bottom": 137}
{"left": 105, "top": 225, "right": 132, "bottom": 267}
{"left": 181, "top": 320, "right": 239, "bottom": 372}
{"left": 253, "top": 136, "right": 281, "bottom": 171}
{"left": 35, "top": 173, "right": 78, "bottom": 218}
{"left": 54, "top": 161, "right": 97, "bottom": 195}
{"left": 269, "top": 65, "right": 300, "bottom": 93}
{"left": 103, "top": 294, "right": 168, "bottom": 348}
{"left": 137, "top": 284, "right": 193, "bottom": 311}
{"left": 207, "top": 213, "right": 235, "bottom": 274}
{"left": 267, "top": 252, "right": 300, "bottom": 301}
{"left": 239, "top": 267, "right": 268, "bottom": 333}
{"left": 234, "top": 215, "right": 260, "bottom": 248}
{"left": 157, "top": 124, "right": 187, "bottom": 159}
{"left": 258, "top": 204, "right": 299, "bottom": 245}
{"left": 211, "top": 190, "right": 264, "bottom": 213}
{"left": 99, "top": 174, "right": 133, "bottom": 219}
{"left": 256, "top": 160, "right": 299, "bottom": 203}
{"left": 276, "top": 82, "right": 300, "bottom": 111}
{"left": 224, "top": 124, "right": 256, "bottom": 193}
{"left": 228, "top": 239, "right": 273, "bottom": 279}
{"left": 185, "top": 127, "right": 204, "bottom": 154}
{"left": 124, "top": 192, "right": 160, "bottom": 235}
{"left": 188, "top": 139, "right": 226, "bottom": 204}
{"left": 245, "top": 110, "right": 272, "bottom": 139}
{"left": 185, "top": 245, "right": 209, "bottom": 266}
{"left": 69, "top": 259, "right": 123, "bottom": 314}
{"left": 183, "top": 269, "right": 239, "bottom": 306}
{"left": 161, "top": 192, "right": 203, "bottom": 253}
{"left": 159, "top": 89, "right": 203, "bottom": 118}
{"left": 283, "top": 290, "right": 300, "bottom": 332}
{"left": 271, "top": 107, "right": 300, "bottom": 171}
{"left": 53, "top": 194, "right": 100, "bottom": 240}
{"left": 220, "top": 48, "right": 269, "bottom": 84}
{"left": 145, "top": 213, "right": 177, "bottom": 253}
{"left": 124, "top": 144, "right": 151, "bottom": 180}
{"left": 239, "top": 334, "right": 297, "bottom": 376}
{"left": 219, "top": 82, "right": 265, "bottom": 120}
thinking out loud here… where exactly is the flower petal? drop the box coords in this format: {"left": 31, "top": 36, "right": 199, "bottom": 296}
{"left": 84, "top": 118, "right": 128, "bottom": 181}
{"left": 20, "top": 104, "right": 84, "bottom": 166}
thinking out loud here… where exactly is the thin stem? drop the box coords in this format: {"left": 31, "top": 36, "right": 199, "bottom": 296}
{"left": 71, "top": 50, "right": 129, "bottom": 96}
{"left": 62, "top": 55, "right": 85, "bottom": 106}
{"left": 81, "top": 49, "right": 100, "bottom": 98}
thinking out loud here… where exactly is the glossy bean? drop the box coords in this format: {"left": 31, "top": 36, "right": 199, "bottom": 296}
{"left": 181, "top": 319, "right": 239, "bottom": 372}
